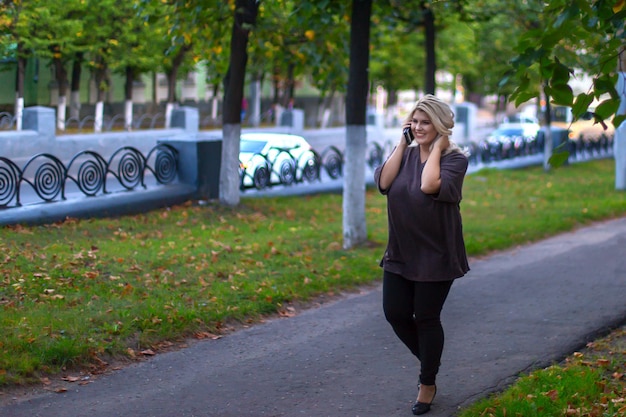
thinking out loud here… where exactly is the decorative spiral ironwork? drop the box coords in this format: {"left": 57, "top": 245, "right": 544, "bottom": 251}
{"left": 0, "top": 144, "right": 179, "bottom": 209}
{"left": 0, "top": 157, "right": 21, "bottom": 207}
{"left": 272, "top": 150, "right": 297, "bottom": 185}
{"left": 67, "top": 151, "right": 108, "bottom": 196}
{"left": 367, "top": 143, "right": 384, "bottom": 169}
{"left": 297, "top": 151, "right": 321, "bottom": 183}
{"left": 320, "top": 146, "right": 343, "bottom": 179}
{"left": 146, "top": 144, "right": 178, "bottom": 184}
{"left": 22, "top": 154, "right": 65, "bottom": 201}
{"left": 109, "top": 147, "right": 144, "bottom": 189}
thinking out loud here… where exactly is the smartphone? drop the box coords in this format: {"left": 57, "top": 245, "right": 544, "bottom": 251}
{"left": 402, "top": 127, "right": 414, "bottom": 145}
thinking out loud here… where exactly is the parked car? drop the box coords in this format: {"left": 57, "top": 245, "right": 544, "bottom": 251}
{"left": 239, "top": 133, "right": 320, "bottom": 190}
{"left": 480, "top": 122, "right": 541, "bottom": 161}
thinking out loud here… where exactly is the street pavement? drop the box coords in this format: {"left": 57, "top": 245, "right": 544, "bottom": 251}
{"left": 1, "top": 216, "right": 625, "bottom": 416}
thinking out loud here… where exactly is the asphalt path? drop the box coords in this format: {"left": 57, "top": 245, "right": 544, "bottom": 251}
{"left": 2, "top": 217, "right": 625, "bottom": 417}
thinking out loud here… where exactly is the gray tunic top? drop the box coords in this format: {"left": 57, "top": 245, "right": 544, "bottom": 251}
{"left": 374, "top": 146, "right": 470, "bottom": 282}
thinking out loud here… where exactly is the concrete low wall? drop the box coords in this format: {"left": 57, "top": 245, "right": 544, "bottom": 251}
{"left": 0, "top": 106, "right": 214, "bottom": 225}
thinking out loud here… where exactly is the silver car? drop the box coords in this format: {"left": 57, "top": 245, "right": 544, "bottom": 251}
{"left": 239, "top": 133, "right": 320, "bottom": 190}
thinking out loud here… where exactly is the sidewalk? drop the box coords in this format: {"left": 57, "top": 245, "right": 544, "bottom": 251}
{"left": 1, "top": 217, "right": 626, "bottom": 417}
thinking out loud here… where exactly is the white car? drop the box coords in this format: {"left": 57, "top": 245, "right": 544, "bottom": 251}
{"left": 239, "top": 133, "right": 320, "bottom": 190}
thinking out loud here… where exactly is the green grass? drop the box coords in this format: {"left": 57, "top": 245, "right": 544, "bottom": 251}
{"left": 458, "top": 325, "right": 626, "bottom": 416}
{"left": 1, "top": 159, "right": 625, "bottom": 397}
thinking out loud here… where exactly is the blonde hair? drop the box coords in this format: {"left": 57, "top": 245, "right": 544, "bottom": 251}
{"left": 406, "top": 94, "right": 468, "bottom": 156}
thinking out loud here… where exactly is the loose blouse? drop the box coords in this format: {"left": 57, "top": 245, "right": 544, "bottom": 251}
{"left": 374, "top": 146, "right": 470, "bottom": 282}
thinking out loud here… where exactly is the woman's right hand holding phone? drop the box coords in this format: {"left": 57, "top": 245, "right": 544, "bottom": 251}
{"left": 401, "top": 124, "right": 413, "bottom": 146}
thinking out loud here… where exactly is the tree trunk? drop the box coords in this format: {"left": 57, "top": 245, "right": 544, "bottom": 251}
{"left": 272, "top": 66, "right": 280, "bottom": 105}
{"left": 542, "top": 85, "right": 553, "bottom": 171}
{"left": 283, "top": 63, "right": 295, "bottom": 107}
{"left": 57, "top": 95, "right": 67, "bottom": 131}
{"left": 94, "top": 61, "right": 107, "bottom": 133}
{"left": 211, "top": 83, "right": 220, "bottom": 122}
{"left": 165, "top": 45, "right": 192, "bottom": 128}
{"left": 152, "top": 72, "right": 157, "bottom": 106}
{"left": 70, "top": 53, "right": 83, "bottom": 120}
{"left": 53, "top": 55, "right": 68, "bottom": 131}
{"left": 95, "top": 101, "right": 104, "bottom": 133}
{"left": 422, "top": 3, "right": 436, "bottom": 95}
{"left": 124, "top": 66, "right": 134, "bottom": 131}
{"left": 614, "top": 47, "right": 626, "bottom": 190}
{"left": 320, "top": 89, "right": 336, "bottom": 128}
{"left": 249, "top": 77, "right": 261, "bottom": 127}
{"left": 165, "top": 68, "right": 177, "bottom": 129}
{"left": 343, "top": 0, "right": 372, "bottom": 249}
{"left": 14, "top": 44, "right": 26, "bottom": 131}
{"left": 219, "top": 0, "right": 259, "bottom": 206}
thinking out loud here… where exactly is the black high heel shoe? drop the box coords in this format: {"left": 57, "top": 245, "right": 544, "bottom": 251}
{"left": 412, "top": 385, "right": 437, "bottom": 415}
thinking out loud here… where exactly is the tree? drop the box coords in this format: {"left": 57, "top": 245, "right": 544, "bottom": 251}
{"left": 369, "top": 21, "right": 426, "bottom": 122}
{"left": 108, "top": 0, "right": 165, "bottom": 131}
{"left": 22, "top": 0, "right": 85, "bottom": 131}
{"left": 219, "top": 0, "right": 259, "bottom": 206}
{"left": 501, "top": 0, "right": 626, "bottom": 173}
{"left": 153, "top": 0, "right": 229, "bottom": 129}
{"left": 385, "top": 0, "right": 439, "bottom": 95}
{"left": 247, "top": 1, "right": 350, "bottom": 127}
{"left": 158, "top": 1, "right": 196, "bottom": 128}
{"left": 343, "top": 0, "right": 372, "bottom": 249}
{"left": 0, "top": 0, "right": 35, "bottom": 131}
{"left": 80, "top": 0, "right": 136, "bottom": 132}
{"left": 199, "top": 4, "right": 232, "bottom": 126}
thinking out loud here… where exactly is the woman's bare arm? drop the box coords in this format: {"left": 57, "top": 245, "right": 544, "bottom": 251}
{"left": 421, "top": 135, "right": 449, "bottom": 194}
{"left": 378, "top": 139, "right": 408, "bottom": 191}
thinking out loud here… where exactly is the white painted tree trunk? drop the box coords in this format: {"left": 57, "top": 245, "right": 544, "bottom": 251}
{"left": 211, "top": 96, "right": 219, "bottom": 121}
{"left": 70, "top": 91, "right": 81, "bottom": 120}
{"left": 14, "top": 96, "right": 23, "bottom": 131}
{"left": 165, "top": 102, "right": 175, "bottom": 129}
{"left": 342, "top": 124, "right": 368, "bottom": 249}
{"left": 219, "top": 123, "right": 241, "bottom": 206}
{"left": 249, "top": 80, "right": 261, "bottom": 127}
{"left": 274, "top": 105, "right": 284, "bottom": 127}
{"left": 321, "top": 108, "right": 332, "bottom": 129}
{"left": 125, "top": 99, "right": 133, "bottom": 131}
{"left": 543, "top": 127, "right": 553, "bottom": 171}
{"left": 615, "top": 72, "right": 626, "bottom": 190}
{"left": 57, "top": 95, "right": 67, "bottom": 131}
{"left": 94, "top": 101, "right": 103, "bottom": 133}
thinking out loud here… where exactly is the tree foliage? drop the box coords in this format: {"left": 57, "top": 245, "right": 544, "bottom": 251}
{"left": 501, "top": 0, "right": 626, "bottom": 128}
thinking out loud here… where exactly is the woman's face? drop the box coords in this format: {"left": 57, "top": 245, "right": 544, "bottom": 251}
{"left": 409, "top": 110, "right": 439, "bottom": 146}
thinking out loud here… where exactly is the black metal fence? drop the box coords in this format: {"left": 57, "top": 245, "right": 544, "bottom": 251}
{"left": 0, "top": 140, "right": 391, "bottom": 209}
{"left": 0, "top": 144, "right": 178, "bottom": 208}
{"left": 0, "top": 134, "right": 615, "bottom": 209}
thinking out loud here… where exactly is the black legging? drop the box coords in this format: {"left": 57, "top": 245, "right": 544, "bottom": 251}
{"left": 382, "top": 270, "right": 453, "bottom": 386}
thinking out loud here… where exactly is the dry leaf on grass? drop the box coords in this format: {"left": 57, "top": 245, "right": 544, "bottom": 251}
{"left": 194, "top": 331, "right": 222, "bottom": 340}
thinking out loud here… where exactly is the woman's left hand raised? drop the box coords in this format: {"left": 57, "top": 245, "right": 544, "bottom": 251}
{"left": 434, "top": 135, "right": 449, "bottom": 151}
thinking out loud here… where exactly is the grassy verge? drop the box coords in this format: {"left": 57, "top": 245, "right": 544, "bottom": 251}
{"left": 1, "top": 159, "right": 625, "bottom": 395}
{"left": 457, "top": 325, "right": 626, "bottom": 416}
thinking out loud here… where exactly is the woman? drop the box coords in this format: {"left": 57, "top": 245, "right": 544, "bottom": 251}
{"left": 374, "top": 95, "right": 470, "bottom": 415}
